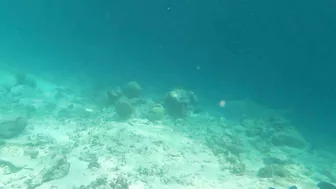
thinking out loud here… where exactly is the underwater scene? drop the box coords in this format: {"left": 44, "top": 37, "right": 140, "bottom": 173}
{"left": 0, "top": 0, "right": 335, "bottom": 189}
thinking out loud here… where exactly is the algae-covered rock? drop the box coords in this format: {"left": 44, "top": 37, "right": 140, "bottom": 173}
{"left": 122, "top": 81, "right": 142, "bottom": 98}
{"left": 0, "top": 117, "right": 28, "bottom": 139}
{"left": 40, "top": 155, "right": 70, "bottom": 182}
{"left": 271, "top": 133, "right": 307, "bottom": 149}
{"left": 115, "top": 99, "right": 134, "bottom": 119}
{"left": 147, "top": 104, "right": 165, "bottom": 121}
{"left": 106, "top": 88, "right": 122, "bottom": 105}
{"left": 317, "top": 181, "right": 336, "bottom": 189}
{"left": 164, "top": 89, "right": 197, "bottom": 118}
{"left": 27, "top": 154, "right": 70, "bottom": 188}
{"left": 257, "top": 164, "right": 290, "bottom": 178}
{"left": 258, "top": 165, "right": 273, "bottom": 178}
{"left": 231, "top": 162, "right": 246, "bottom": 175}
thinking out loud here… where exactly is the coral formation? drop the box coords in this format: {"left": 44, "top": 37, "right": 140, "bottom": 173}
{"left": 164, "top": 88, "right": 197, "bottom": 118}
{"left": 122, "top": 81, "right": 142, "bottom": 98}
{"left": 106, "top": 88, "right": 122, "bottom": 105}
{"left": 146, "top": 103, "right": 165, "bottom": 121}
{"left": 0, "top": 70, "right": 333, "bottom": 189}
{"left": 115, "top": 99, "right": 134, "bottom": 119}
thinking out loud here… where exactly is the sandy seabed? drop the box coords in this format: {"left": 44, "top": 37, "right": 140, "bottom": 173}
{"left": 0, "top": 70, "right": 335, "bottom": 189}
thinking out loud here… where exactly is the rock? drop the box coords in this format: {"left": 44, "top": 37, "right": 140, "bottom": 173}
{"left": 0, "top": 145, "right": 30, "bottom": 174}
{"left": 231, "top": 162, "right": 246, "bottom": 175}
{"left": 147, "top": 104, "right": 165, "bottom": 121}
{"left": 115, "top": 99, "right": 134, "bottom": 119}
{"left": 271, "top": 133, "right": 307, "bottom": 149}
{"left": 258, "top": 165, "right": 274, "bottom": 178}
{"left": 122, "top": 81, "right": 142, "bottom": 98}
{"left": 0, "top": 117, "right": 28, "bottom": 139}
{"left": 164, "top": 89, "right": 197, "bottom": 118}
{"left": 317, "top": 181, "right": 336, "bottom": 189}
{"left": 25, "top": 155, "right": 70, "bottom": 188}
{"left": 0, "top": 159, "right": 26, "bottom": 174}
{"left": 268, "top": 186, "right": 297, "bottom": 189}
{"left": 106, "top": 89, "right": 122, "bottom": 105}
{"left": 289, "top": 186, "right": 298, "bottom": 189}
{"left": 257, "top": 164, "right": 290, "bottom": 178}
{"left": 38, "top": 155, "right": 70, "bottom": 183}
{"left": 263, "top": 153, "right": 290, "bottom": 165}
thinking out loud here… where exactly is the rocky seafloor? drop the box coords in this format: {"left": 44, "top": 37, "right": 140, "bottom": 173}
{"left": 0, "top": 71, "right": 335, "bottom": 189}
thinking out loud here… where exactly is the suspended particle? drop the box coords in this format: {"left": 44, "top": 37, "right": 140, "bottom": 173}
{"left": 219, "top": 100, "right": 226, "bottom": 108}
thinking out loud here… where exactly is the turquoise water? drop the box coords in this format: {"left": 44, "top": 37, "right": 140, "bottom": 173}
{"left": 0, "top": 0, "right": 335, "bottom": 188}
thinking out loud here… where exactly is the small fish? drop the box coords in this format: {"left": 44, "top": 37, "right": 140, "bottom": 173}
{"left": 84, "top": 108, "right": 94, "bottom": 112}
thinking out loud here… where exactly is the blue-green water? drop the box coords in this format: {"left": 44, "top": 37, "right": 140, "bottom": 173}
{"left": 0, "top": 0, "right": 335, "bottom": 188}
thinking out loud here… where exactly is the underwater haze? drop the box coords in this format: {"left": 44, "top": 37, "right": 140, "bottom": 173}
{"left": 0, "top": 0, "right": 335, "bottom": 188}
